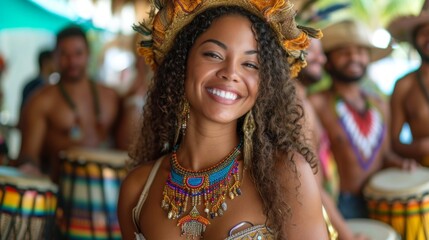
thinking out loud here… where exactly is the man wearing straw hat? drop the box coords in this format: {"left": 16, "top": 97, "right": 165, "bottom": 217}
{"left": 298, "top": 39, "right": 369, "bottom": 239}
{"left": 309, "top": 19, "right": 416, "bottom": 219}
{"left": 388, "top": 0, "right": 429, "bottom": 167}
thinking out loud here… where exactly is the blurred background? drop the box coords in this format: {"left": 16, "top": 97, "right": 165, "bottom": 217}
{"left": 0, "top": 0, "right": 425, "bottom": 159}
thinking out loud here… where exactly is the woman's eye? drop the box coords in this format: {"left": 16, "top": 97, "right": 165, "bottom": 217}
{"left": 243, "top": 62, "right": 259, "bottom": 70}
{"left": 203, "top": 52, "right": 222, "bottom": 60}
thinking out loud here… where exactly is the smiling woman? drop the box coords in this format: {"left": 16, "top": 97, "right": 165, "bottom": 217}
{"left": 117, "top": 1, "right": 328, "bottom": 240}
{"left": 185, "top": 15, "right": 260, "bottom": 124}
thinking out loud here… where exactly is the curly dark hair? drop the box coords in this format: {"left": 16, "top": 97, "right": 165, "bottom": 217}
{"left": 130, "top": 6, "right": 317, "bottom": 239}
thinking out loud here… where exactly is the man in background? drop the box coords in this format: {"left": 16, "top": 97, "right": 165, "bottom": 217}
{"left": 309, "top": 19, "right": 416, "bottom": 219}
{"left": 20, "top": 49, "right": 55, "bottom": 110}
{"left": 17, "top": 26, "right": 120, "bottom": 183}
{"left": 115, "top": 33, "right": 152, "bottom": 150}
{"left": 388, "top": 0, "right": 429, "bottom": 166}
{"left": 298, "top": 39, "right": 367, "bottom": 240}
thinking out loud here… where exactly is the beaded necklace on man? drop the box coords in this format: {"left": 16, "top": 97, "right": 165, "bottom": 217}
{"left": 57, "top": 80, "right": 101, "bottom": 140}
{"left": 334, "top": 92, "right": 385, "bottom": 170}
{"left": 162, "top": 141, "right": 243, "bottom": 239}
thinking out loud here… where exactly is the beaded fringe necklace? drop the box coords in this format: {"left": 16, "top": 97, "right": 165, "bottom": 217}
{"left": 162, "top": 141, "right": 243, "bottom": 239}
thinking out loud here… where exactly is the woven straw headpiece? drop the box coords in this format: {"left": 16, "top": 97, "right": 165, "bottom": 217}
{"left": 134, "top": 0, "right": 322, "bottom": 78}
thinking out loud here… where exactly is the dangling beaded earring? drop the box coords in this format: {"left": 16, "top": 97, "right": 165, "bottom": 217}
{"left": 174, "top": 100, "right": 190, "bottom": 146}
{"left": 242, "top": 110, "right": 255, "bottom": 170}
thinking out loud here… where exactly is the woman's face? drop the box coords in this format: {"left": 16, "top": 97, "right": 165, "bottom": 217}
{"left": 185, "top": 14, "right": 260, "bottom": 125}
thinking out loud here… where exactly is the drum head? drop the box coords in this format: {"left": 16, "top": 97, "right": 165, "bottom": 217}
{"left": 347, "top": 219, "right": 400, "bottom": 240}
{"left": 364, "top": 167, "right": 429, "bottom": 199}
{"left": 0, "top": 166, "right": 57, "bottom": 192}
{"left": 0, "top": 166, "right": 24, "bottom": 177}
{"left": 59, "top": 147, "right": 129, "bottom": 167}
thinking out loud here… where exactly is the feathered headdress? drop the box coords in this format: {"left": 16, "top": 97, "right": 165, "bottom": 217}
{"left": 134, "top": 0, "right": 322, "bottom": 78}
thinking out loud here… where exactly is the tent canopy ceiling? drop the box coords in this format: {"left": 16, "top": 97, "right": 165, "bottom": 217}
{"left": 0, "top": 0, "right": 99, "bottom": 32}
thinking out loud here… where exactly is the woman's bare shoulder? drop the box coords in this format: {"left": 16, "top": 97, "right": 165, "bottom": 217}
{"left": 118, "top": 157, "right": 166, "bottom": 239}
{"left": 121, "top": 157, "right": 165, "bottom": 195}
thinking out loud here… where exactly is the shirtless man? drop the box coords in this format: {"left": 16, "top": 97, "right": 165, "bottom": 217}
{"left": 309, "top": 20, "right": 415, "bottom": 219}
{"left": 388, "top": 3, "right": 429, "bottom": 166}
{"left": 18, "top": 26, "right": 120, "bottom": 183}
{"left": 116, "top": 34, "right": 152, "bottom": 150}
{"left": 298, "top": 39, "right": 366, "bottom": 240}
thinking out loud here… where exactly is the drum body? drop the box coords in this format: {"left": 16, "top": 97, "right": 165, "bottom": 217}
{"left": 364, "top": 167, "right": 429, "bottom": 240}
{"left": 346, "top": 219, "right": 400, "bottom": 240}
{"left": 58, "top": 148, "right": 128, "bottom": 240}
{"left": 0, "top": 166, "right": 58, "bottom": 240}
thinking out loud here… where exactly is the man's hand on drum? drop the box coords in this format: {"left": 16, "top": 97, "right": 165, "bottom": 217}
{"left": 384, "top": 151, "right": 419, "bottom": 171}
{"left": 400, "top": 158, "right": 420, "bottom": 171}
{"left": 418, "top": 137, "right": 429, "bottom": 153}
{"left": 17, "top": 161, "right": 44, "bottom": 177}
{"left": 350, "top": 233, "right": 370, "bottom": 240}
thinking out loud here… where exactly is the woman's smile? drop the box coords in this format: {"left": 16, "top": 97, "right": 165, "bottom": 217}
{"left": 206, "top": 87, "right": 240, "bottom": 103}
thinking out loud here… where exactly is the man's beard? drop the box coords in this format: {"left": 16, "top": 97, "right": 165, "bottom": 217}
{"left": 299, "top": 68, "right": 322, "bottom": 86}
{"left": 61, "top": 68, "right": 85, "bottom": 82}
{"left": 326, "top": 63, "right": 366, "bottom": 84}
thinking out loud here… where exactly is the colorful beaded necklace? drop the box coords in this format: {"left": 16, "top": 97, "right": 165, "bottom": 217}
{"left": 162, "top": 141, "right": 243, "bottom": 239}
{"left": 335, "top": 94, "right": 385, "bottom": 170}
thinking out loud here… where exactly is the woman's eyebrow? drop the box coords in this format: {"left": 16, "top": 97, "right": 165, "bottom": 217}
{"left": 200, "top": 39, "right": 227, "bottom": 49}
{"left": 200, "top": 39, "right": 258, "bottom": 55}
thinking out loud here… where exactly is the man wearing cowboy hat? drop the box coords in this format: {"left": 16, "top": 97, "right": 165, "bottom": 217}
{"left": 309, "top": 19, "right": 417, "bottom": 219}
{"left": 388, "top": 0, "right": 429, "bottom": 166}
{"left": 298, "top": 39, "right": 370, "bottom": 240}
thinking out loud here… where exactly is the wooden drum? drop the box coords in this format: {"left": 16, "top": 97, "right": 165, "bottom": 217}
{"left": 58, "top": 148, "right": 128, "bottom": 240}
{"left": 364, "top": 167, "right": 429, "bottom": 240}
{"left": 0, "top": 166, "right": 57, "bottom": 240}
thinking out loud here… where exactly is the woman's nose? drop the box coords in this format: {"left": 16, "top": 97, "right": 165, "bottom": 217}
{"left": 216, "top": 60, "right": 239, "bottom": 82}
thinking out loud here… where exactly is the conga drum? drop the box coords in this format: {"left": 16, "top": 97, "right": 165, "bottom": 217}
{"left": 58, "top": 148, "right": 128, "bottom": 240}
{"left": 346, "top": 219, "right": 400, "bottom": 240}
{"left": 364, "top": 167, "right": 429, "bottom": 240}
{"left": 0, "top": 166, "right": 58, "bottom": 240}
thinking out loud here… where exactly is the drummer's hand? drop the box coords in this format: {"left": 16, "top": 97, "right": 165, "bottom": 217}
{"left": 419, "top": 137, "right": 429, "bottom": 155}
{"left": 400, "top": 158, "right": 420, "bottom": 171}
{"left": 19, "top": 162, "right": 43, "bottom": 177}
{"left": 352, "top": 233, "right": 369, "bottom": 240}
